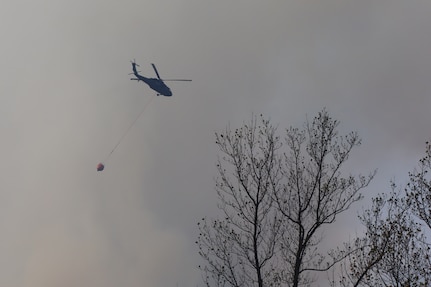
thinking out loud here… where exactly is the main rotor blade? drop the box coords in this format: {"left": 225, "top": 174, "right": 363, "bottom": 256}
{"left": 162, "top": 79, "right": 192, "bottom": 81}
{"left": 151, "top": 63, "right": 161, "bottom": 79}
{"left": 129, "top": 71, "right": 141, "bottom": 75}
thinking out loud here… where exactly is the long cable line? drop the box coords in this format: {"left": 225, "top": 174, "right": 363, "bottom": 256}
{"left": 99, "top": 95, "right": 155, "bottom": 169}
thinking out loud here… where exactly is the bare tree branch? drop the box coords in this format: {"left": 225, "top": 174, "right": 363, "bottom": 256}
{"left": 197, "top": 110, "right": 375, "bottom": 287}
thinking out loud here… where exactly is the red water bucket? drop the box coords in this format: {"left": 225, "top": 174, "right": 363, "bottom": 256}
{"left": 96, "top": 163, "right": 105, "bottom": 171}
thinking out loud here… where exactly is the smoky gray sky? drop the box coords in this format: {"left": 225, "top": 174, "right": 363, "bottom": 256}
{"left": 2, "top": 1, "right": 431, "bottom": 286}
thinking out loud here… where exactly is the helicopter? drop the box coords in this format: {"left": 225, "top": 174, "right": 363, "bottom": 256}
{"left": 130, "top": 60, "right": 191, "bottom": 96}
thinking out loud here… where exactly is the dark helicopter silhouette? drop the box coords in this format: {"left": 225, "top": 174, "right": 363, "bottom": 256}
{"left": 130, "top": 61, "right": 191, "bottom": 96}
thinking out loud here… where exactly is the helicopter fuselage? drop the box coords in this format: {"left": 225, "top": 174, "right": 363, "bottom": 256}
{"left": 130, "top": 61, "right": 190, "bottom": 96}
{"left": 132, "top": 74, "right": 172, "bottom": 96}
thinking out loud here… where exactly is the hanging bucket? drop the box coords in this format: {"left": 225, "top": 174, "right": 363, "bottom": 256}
{"left": 96, "top": 163, "right": 105, "bottom": 172}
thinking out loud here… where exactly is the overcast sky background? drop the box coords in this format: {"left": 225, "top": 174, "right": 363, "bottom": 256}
{"left": 2, "top": 1, "right": 431, "bottom": 286}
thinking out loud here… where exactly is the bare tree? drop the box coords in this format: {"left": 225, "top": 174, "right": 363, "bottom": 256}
{"left": 335, "top": 142, "right": 431, "bottom": 287}
{"left": 197, "top": 110, "right": 375, "bottom": 287}
{"left": 197, "top": 115, "right": 284, "bottom": 287}
{"left": 407, "top": 141, "right": 431, "bottom": 229}
{"left": 334, "top": 185, "right": 431, "bottom": 287}
{"left": 274, "top": 111, "right": 375, "bottom": 286}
